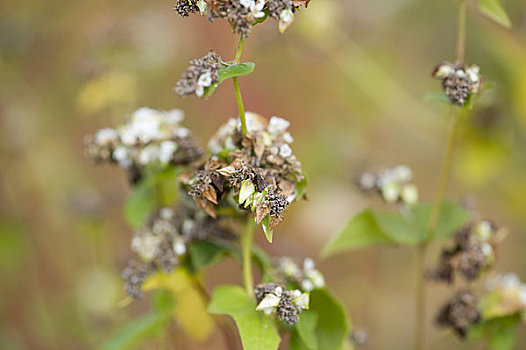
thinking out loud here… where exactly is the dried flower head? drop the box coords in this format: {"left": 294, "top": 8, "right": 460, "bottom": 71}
{"left": 186, "top": 112, "right": 305, "bottom": 236}
{"left": 85, "top": 107, "right": 202, "bottom": 183}
{"left": 435, "top": 290, "right": 481, "bottom": 338}
{"left": 122, "top": 260, "right": 153, "bottom": 299}
{"left": 254, "top": 282, "right": 309, "bottom": 326}
{"left": 431, "top": 220, "right": 497, "bottom": 284}
{"left": 124, "top": 205, "right": 232, "bottom": 298}
{"left": 175, "top": 51, "right": 222, "bottom": 98}
{"left": 356, "top": 165, "right": 418, "bottom": 205}
{"left": 432, "top": 61, "right": 482, "bottom": 106}
{"left": 174, "top": 0, "right": 310, "bottom": 37}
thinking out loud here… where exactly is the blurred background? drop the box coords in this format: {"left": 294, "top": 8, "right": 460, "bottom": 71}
{"left": 1, "top": 0, "right": 526, "bottom": 348}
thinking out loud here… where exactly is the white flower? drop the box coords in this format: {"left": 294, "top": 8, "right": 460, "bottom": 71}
{"left": 466, "top": 65, "right": 480, "bottom": 82}
{"left": 256, "top": 293, "right": 281, "bottom": 314}
{"left": 279, "top": 144, "right": 292, "bottom": 157}
{"left": 393, "top": 165, "right": 412, "bottom": 182}
{"left": 250, "top": 0, "right": 266, "bottom": 18}
{"left": 475, "top": 221, "right": 493, "bottom": 241}
{"left": 159, "top": 207, "right": 174, "bottom": 220}
{"left": 196, "top": 0, "right": 209, "bottom": 15}
{"left": 112, "top": 146, "right": 132, "bottom": 168}
{"left": 240, "top": 0, "right": 253, "bottom": 8}
{"left": 95, "top": 128, "right": 119, "bottom": 145}
{"left": 303, "top": 258, "right": 315, "bottom": 271}
{"left": 519, "top": 286, "right": 526, "bottom": 306}
{"left": 278, "top": 9, "right": 294, "bottom": 33}
{"left": 131, "top": 234, "right": 161, "bottom": 261}
{"left": 401, "top": 184, "right": 419, "bottom": 205}
{"left": 159, "top": 140, "right": 178, "bottom": 164}
{"left": 293, "top": 292, "right": 310, "bottom": 310}
{"left": 282, "top": 132, "right": 294, "bottom": 143}
{"left": 182, "top": 219, "right": 195, "bottom": 236}
{"left": 173, "top": 238, "right": 187, "bottom": 256}
{"left": 129, "top": 108, "right": 163, "bottom": 143}
{"left": 436, "top": 64, "right": 455, "bottom": 78}
{"left": 139, "top": 144, "right": 160, "bottom": 165}
{"left": 307, "top": 270, "right": 325, "bottom": 289}
{"left": 274, "top": 286, "right": 283, "bottom": 296}
{"left": 268, "top": 116, "right": 290, "bottom": 134}
{"left": 175, "top": 127, "right": 190, "bottom": 138}
{"left": 164, "top": 109, "right": 184, "bottom": 124}
{"left": 280, "top": 258, "right": 300, "bottom": 278}
{"left": 381, "top": 182, "right": 401, "bottom": 203}
{"left": 455, "top": 69, "right": 467, "bottom": 78}
{"left": 301, "top": 279, "right": 314, "bottom": 292}
{"left": 195, "top": 84, "right": 205, "bottom": 97}
{"left": 197, "top": 71, "right": 213, "bottom": 88}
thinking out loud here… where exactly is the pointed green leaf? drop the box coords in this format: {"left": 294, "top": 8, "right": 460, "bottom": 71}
{"left": 478, "top": 0, "right": 511, "bottom": 28}
{"left": 295, "top": 311, "right": 319, "bottom": 350}
{"left": 261, "top": 215, "right": 274, "bottom": 243}
{"left": 239, "top": 180, "right": 255, "bottom": 206}
{"left": 204, "top": 62, "right": 256, "bottom": 97}
{"left": 188, "top": 241, "right": 232, "bottom": 270}
{"left": 322, "top": 210, "right": 397, "bottom": 257}
{"left": 208, "top": 285, "right": 281, "bottom": 350}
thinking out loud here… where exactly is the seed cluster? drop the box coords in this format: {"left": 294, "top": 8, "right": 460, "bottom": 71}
{"left": 356, "top": 165, "right": 418, "bottom": 205}
{"left": 432, "top": 61, "right": 482, "bottom": 106}
{"left": 124, "top": 206, "right": 232, "bottom": 298}
{"left": 431, "top": 220, "right": 496, "bottom": 284}
{"left": 274, "top": 257, "right": 325, "bottom": 292}
{"left": 435, "top": 290, "right": 481, "bottom": 338}
{"left": 186, "top": 113, "right": 304, "bottom": 232}
{"left": 173, "top": 0, "right": 310, "bottom": 37}
{"left": 84, "top": 107, "right": 202, "bottom": 184}
{"left": 254, "top": 283, "right": 309, "bottom": 326}
{"left": 175, "top": 51, "right": 222, "bottom": 98}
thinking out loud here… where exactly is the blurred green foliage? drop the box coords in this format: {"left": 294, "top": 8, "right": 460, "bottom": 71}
{"left": 1, "top": 0, "right": 526, "bottom": 348}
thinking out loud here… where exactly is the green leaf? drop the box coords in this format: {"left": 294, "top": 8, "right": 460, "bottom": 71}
{"left": 322, "top": 201, "right": 471, "bottom": 257}
{"left": 290, "top": 330, "right": 310, "bottom": 350}
{"left": 478, "top": 0, "right": 511, "bottom": 28}
{"left": 295, "top": 174, "right": 309, "bottom": 200}
{"left": 188, "top": 241, "right": 232, "bottom": 270}
{"left": 204, "top": 62, "right": 256, "bottom": 97}
{"left": 408, "top": 201, "right": 471, "bottom": 241}
{"left": 322, "top": 210, "right": 397, "bottom": 257}
{"left": 124, "top": 167, "right": 180, "bottom": 228}
{"left": 124, "top": 182, "right": 156, "bottom": 228}
{"left": 469, "top": 315, "right": 521, "bottom": 350}
{"left": 261, "top": 215, "right": 274, "bottom": 243}
{"left": 295, "top": 311, "right": 319, "bottom": 350}
{"left": 208, "top": 285, "right": 281, "bottom": 350}
{"left": 102, "top": 294, "right": 173, "bottom": 350}
{"left": 308, "top": 289, "right": 349, "bottom": 350}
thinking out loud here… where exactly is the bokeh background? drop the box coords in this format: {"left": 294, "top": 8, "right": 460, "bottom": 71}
{"left": 2, "top": 0, "right": 526, "bottom": 348}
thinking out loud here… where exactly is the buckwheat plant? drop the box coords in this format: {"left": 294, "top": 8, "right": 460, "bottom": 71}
{"left": 86, "top": 1, "right": 351, "bottom": 349}
{"left": 323, "top": 1, "right": 520, "bottom": 350}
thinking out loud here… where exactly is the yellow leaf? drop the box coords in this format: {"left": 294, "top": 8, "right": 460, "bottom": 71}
{"left": 142, "top": 268, "right": 214, "bottom": 342}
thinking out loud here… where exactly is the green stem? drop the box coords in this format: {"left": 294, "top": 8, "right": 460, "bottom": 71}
{"left": 232, "top": 37, "right": 248, "bottom": 137}
{"left": 414, "top": 1, "right": 466, "bottom": 347}
{"left": 456, "top": 0, "right": 467, "bottom": 63}
{"left": 241, "top": 218, "right": 256, "bottom": 298}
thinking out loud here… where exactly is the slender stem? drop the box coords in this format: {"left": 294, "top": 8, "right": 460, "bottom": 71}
{"left": 241, "top": 218, "right": 256, "bottom": 298}
{"left": 414, "top": 2, "right": 466, "bottom": 348}
{"left": 232, "top": 37, "right": 248, "bottom": 137}
{"left": 456, "top": 0, "right": 467, "bottom": 63}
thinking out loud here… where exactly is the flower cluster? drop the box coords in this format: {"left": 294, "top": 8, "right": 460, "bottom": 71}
{"left": 85, "top": 107, "right": 202, "bottom": 183}
{"left": 356, "top": 165, "right": 418, "bottom": 205}
{"left": 185, "top": 113, "right": 305, "bottom": 235}
{"left": 123, "top": 206, "right": 232, "bottom": 298}
{"left": 480, "top": 273, "right": 526, "bottom": 318}
{"left": 175, "top": 51, "right": 222, "bottom": 98}
{"left": 274, "top": 257, "right": 325, "bottom": 292}
{"left": 432, "top": 61, "right": 482, "bottom": 106}
{"left": 174, "top": 0, "right": 310, "bottom": 37}
{"left": 432, "top": 220, "right": 497, "bottom": 283}
{"left": 435, "top": 290, "right": 481, "bottom": 338}
{"left": 254, "top": 283, "right": 309, "bottom": 326}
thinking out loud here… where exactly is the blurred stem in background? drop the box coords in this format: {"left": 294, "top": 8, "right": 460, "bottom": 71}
{"left": 232, "top": 37, "right": 248, "bottom": 137}
{"left": 414, "top": 1, "right": 466, "bottom": 349}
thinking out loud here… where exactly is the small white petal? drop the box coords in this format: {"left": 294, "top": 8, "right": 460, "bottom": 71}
{"left": 303, "top": 258, "right": 315, "bottom": 271}
{"left": 279, "top": 144, "right": 292, "bottom": 158}
{"left": 268, "top": 116, "right": 290, "bottom": 134}
{"left": 256, "top": 294, "right": 281, "bottom": 311}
